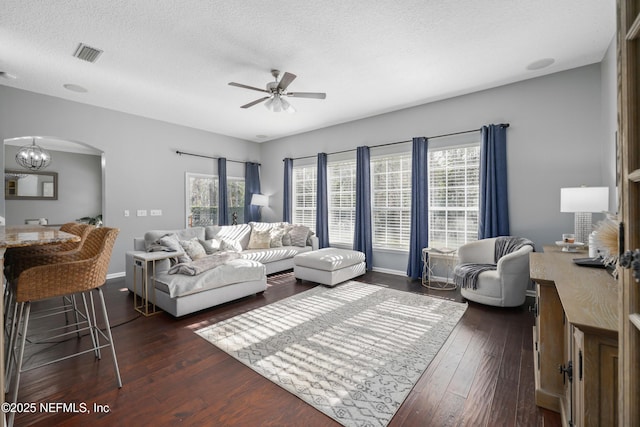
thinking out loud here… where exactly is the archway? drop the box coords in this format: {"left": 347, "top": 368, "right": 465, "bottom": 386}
{"left": 3, "top": 136, "right": 104, "bottom": 226}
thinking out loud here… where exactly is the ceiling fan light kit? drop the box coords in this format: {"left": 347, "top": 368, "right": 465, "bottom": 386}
{"left": 265, "top": 95, "right": 295, "bottom": 113}
{"left": 229, "top": 69, "right": 326, "bottom": 113}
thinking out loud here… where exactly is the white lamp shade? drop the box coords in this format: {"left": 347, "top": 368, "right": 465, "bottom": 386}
{"left": 251, "top": 193, "right": 269, "bottom": 207}
{"left": 560, "top": 187, "right": 609, "bottom": 213}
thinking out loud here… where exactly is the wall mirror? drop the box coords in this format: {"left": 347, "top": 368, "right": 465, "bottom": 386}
{"left": 5, "top": 170, "right": 58, "bottom": 200}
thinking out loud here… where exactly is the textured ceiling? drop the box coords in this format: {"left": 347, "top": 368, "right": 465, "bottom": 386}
{"left": 0, "top": 1, "right": 615, "bottom": 142}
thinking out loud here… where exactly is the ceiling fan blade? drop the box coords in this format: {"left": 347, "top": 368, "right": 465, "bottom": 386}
{"left": 277, "top": 72, "right": 297, "bottom": 91}
{"left": 229, "top": 82, "right": 269, "bottom": 93}
{"left": 241, "top": 96, "right": 270, "bottom": 109}
{"left": 287, "top": 92, "right": 326, "bottom": 99}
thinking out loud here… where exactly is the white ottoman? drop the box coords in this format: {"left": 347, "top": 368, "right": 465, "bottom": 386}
{"left": 294, "top": 248, "right": 366, "bottom": 287}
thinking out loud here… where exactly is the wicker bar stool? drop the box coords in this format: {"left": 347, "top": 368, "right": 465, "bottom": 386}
{"left": 4, "top": 223, "right": 94, "bottom": 281}
{"left": 3, "top": 223, "right": 95, "bottom": 332}
{"left": 5, "top": 228, "right": 122, "bottom": 425}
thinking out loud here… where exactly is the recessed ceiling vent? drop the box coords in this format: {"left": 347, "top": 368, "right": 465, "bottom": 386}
{"left": 73, "top": 43, "right": 103, "bottom": 63}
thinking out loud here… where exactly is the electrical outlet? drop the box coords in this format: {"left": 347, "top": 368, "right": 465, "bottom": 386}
{"left": 150, "top": 209, "right": 162, "bottom": 216}
{"left": 124, "top": 210, "right": 130, "bottom": 217}
{"left": 137, "top": 210, "right": 147, "bottom": 217}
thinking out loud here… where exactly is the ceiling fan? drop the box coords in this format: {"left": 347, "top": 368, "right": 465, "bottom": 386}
{"left": 228, "top": 69, "right": 326, "bottom": 113}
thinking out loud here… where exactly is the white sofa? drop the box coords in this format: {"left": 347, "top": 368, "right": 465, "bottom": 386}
{"left": 125, "top": 222, "right": 318, "bottom": 316}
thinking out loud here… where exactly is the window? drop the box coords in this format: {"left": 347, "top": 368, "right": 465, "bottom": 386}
{"left": 371, "top": 153, "right": 412, "bottom": 250}
{"left": 328, "top": 160, "right": 357, "bottom": 245}
{"left": 292, "top": 165, "right": 317, "bottom": 230}
{"left": 187, "top": 173, "right": 217, "bottom": 227}
{"left": 428, "top": 144, "right": 480, "bottom": 249}
{"left": 290, "top": 141, "right": 480, "bottom": 252}
{"left": 227, "top": 177, "right": 245, "bottom": 224}
{"left": 186, "top": 173, "right": 245, "bottom": 226}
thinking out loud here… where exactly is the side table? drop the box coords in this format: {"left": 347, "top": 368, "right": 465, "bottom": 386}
{"left": 422, "top": 247, "right": 457, "bottom": 290}
{"left": 132, "top": 251, "right": 181, "bottom": 316}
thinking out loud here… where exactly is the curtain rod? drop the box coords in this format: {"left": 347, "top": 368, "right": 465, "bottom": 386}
{"left": 282, "top": 123, "right": 509, "bottom": 162}
{"left": 175, "top": 150, "right": 260, "bottom": 166}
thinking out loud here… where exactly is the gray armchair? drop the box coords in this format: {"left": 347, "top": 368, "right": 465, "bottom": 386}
{"left": 454, "top": 237, "right": 534, "bottom": 307}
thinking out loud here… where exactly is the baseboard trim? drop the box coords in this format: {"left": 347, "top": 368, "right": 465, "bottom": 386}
{"left": 107, "top": 271, "right": 126, "bottom": 280}
{"left": 371, "top": 267, "right": 406, "bottom": 277}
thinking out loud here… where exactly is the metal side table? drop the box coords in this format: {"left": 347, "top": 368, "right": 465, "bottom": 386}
{"left": 422, "top": 247, "right": 457, "bottom": 290}
{"left": 132, "top": 251, "right": 181, "bottom": 316}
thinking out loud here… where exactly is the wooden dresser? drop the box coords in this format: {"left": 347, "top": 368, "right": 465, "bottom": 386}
{"left": 530, "top": 246, "right": 618, "bottom": 427}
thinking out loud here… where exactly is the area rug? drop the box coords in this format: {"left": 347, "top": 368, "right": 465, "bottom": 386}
{"left": 195, "top": 281, "right": 467, "bottom": 426}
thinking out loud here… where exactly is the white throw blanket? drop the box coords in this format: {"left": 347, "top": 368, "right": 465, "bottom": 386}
{"left": 168, "top": 251, "right": 240, "bottom": 276}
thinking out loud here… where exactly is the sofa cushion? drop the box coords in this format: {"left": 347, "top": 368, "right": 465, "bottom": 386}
{"left": 180, "top": 238, "right": 207, "bottom": 260}
{"left": 248, "top": 221, "right": 289, "bottom": 247}
{"left": 248, "top": 221, "right": 289, "bottom": 232}
{"left": 158, "top": 234, "right": 191, "bottom": 263}
{"left": 154, "top": 258, "right": 265, "bottom": 298}
{"left": 205, "top": 224, "right": 252, "bottom": 250}
{"left": 221, "top": 238, "right": 243, "bottom": 252}
{"left": 247, "top": 229, "right": 271, "bottom": 249}
{"left": 294, "top": 248, "right": 366, "bottom": 271}
{"left": 199, "top": 238, "right": 220, "bottom": 254}
{"left": 144, "top": 227, "right": 205, "bottom": 250}
{"left": 269, "top": 227, "right": 286, "bottom": 247}
{"left": 288, "top": 224, "right": 312, "bottom": 247}
{"left": 240, "top": 246, "right": 312, "bottom": 264}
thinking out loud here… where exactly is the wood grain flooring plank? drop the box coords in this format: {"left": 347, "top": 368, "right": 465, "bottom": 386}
{"left": 11, "top": 271, "right": 559, "bottom": 427}
{"left": 456, "top": 344, "right": 504, "bottom": 426}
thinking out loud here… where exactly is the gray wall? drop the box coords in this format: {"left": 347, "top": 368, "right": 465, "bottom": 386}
{"left": 0, "top": 86, "right": 260, "bottom": 274}
{"left": 4, "top": 147, "right": 102, "bottom": 226}
{"left": 0, "top": 52, "right": 618, "bottom": 276}
{"left": 260, "top": 62, "right": 617, "bottom": 274}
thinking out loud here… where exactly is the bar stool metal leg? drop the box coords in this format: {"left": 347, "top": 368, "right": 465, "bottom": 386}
{"left": 96, "top": 288, "right": 122, "bottom": 387}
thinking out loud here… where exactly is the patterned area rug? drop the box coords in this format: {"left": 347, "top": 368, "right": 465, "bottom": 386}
{"left": 196, "top": 281, "right": 467, "bottom": 426}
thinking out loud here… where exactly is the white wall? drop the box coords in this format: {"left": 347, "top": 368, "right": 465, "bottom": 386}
{"left": 0, "top": 86, "right": 260, "bottom": 274}
{"left": 260, "top": 64, "right": 614, "bottom": 274}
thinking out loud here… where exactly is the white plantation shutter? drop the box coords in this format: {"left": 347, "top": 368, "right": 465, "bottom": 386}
{"left": 292, "top": 165, "right": 317, "bottom": 230}
{"left": 371, "top": 153, "right": 412, "bottom": 250}
{"left": 428, "top": 144, "right": 480, "bottom": 248}
{"left": 328, "top": 160, "right": 357, "bottom": 245}
{"left": 291, "top": 142, "right": 479, "bottom": 252}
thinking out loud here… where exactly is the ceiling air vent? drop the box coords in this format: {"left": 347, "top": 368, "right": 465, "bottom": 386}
{"left": 73, "top": 43, "right": 103, "bottom": 63}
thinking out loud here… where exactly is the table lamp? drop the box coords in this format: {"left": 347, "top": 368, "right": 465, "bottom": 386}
{"left": 560, "top": 186, "right": 609, "bottom": 246}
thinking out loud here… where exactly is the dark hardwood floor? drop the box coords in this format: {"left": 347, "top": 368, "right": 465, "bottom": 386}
{"left": 9, "top": 271, "right": 561, "bottom": 426}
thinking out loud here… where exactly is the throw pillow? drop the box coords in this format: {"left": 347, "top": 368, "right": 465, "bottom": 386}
{"left": 281, "top": 225, "right": 292, "bottom": 246}
{"left": 221, "top": 238, "right": 243, "bottom": 252}
{"left": 306, "top": 230, "right": 316, "bottom": 247}
{"left": 158, "top": 234, "right": 191, "bottom": 263}
{"left": 247, "top": 229, "right": 271, "bottom": 249}
{"left": 199, "top": 238, "right": 220, "bottom": 255}
{"left": 288, "top": 224, "right": 311, "bottom": 247}
{"left": 269, "top": 227, "right": 286, "bottom": 248}
{"left": 180, "top": 238, "right": 207, "bottom": 260}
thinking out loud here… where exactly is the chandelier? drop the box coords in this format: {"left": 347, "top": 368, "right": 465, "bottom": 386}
{"left": 15, "top": 138, "right": 51, "bottom": 170}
